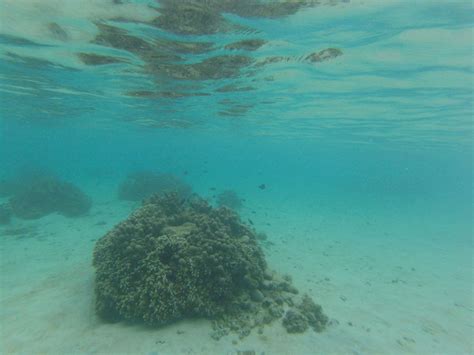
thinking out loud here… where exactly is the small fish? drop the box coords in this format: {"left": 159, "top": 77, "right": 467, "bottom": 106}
{"left": 183, "top": 170, "right": 188, "bottom": 175}
{"left": 258, "top": 184, "right": 266, "bottom": 190}
{"left": 210, "top": 187, "right": 216, "bottom": 191}
{"left": 248, "top": 218, "right": 254, "bottom": 225}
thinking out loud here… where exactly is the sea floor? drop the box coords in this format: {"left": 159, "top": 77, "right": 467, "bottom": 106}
{"left": 0, "top": 179, "right": 472, "bottom": 355}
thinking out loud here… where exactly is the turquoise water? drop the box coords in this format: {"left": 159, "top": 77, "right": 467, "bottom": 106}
{"left": 0, "top": 1, "right": 472, "bottom": 354}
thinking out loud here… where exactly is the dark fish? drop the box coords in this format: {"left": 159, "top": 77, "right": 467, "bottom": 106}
{"left": 210, "top": 187, "right": 216, "bottom": 191}
{"left": 183, "top": 170, "right": 188, "bottom": 175}
{"left": 248, "top": 218, "right": 254, "bottom": 225}
{"left": 258, "top": 184, "right": 266, "bottom": 190}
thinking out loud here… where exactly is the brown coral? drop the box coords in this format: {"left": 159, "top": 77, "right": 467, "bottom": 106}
{"left": 93, "top": 193, "right": 328, "bottom": 338}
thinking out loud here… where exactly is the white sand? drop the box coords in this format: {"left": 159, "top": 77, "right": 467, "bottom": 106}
{"left": 1, "top": 182, "right": 472, "bottom": 355}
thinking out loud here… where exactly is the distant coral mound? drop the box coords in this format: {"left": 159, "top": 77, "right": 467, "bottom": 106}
{"left": 0, "top": 179, "right": 18, "bottom": 198}
{"left": 118, "top": 171, "right": 192, "bottom": 201}
{"left": 0, "top": 203, "right": 12, "bottom": 225}
{"left": 8, "top": 175, "right": 91, "bottom": 219}
{"left": 216, "top": 189, "right": 243, "bottom": 210}
{"left": 93, "top": 193, "right": 327, "bottom": 338}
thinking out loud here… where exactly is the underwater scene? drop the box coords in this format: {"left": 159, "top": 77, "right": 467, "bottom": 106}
{"left": 0, "top": 0, "right": 472, "bottom": 354}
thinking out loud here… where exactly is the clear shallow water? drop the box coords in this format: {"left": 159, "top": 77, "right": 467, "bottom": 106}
{"left": 0, "top": 1, "right": 473, "bottom": 354}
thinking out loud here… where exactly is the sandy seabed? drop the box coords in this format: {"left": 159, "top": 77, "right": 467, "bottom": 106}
{"left": 1, "top": 181, "right": 472, "bottom": 355}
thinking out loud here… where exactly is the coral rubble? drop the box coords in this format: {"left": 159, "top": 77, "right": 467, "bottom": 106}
{"left": 282, "top": 295, "right": 328, "bottom": 333}
{"left": 282, "top": 310, "right": 309, "bottom": 333}
{"left": 93, "top": 193, "right": 328, "bottom": 338}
